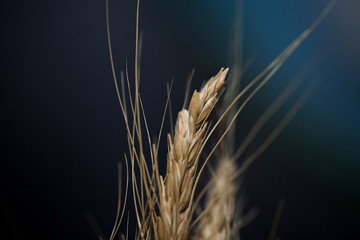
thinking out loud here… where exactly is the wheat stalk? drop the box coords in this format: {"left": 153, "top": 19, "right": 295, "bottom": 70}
{"left": 155, "top": 68, "right": 228, "bottom": 240}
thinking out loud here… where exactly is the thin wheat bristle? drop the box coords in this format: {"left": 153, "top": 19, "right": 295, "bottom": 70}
{"left": 156, "top": 68, "right": 228, "bottom": 240}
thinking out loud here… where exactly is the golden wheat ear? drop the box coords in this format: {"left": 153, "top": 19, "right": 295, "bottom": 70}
{"left": 154, "top": 68, "right": 228, "bottom": 240}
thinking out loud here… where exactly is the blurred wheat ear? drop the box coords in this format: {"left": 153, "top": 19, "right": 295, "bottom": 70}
{"left": 102, "top": 0, "right": 336, "bottom": 239}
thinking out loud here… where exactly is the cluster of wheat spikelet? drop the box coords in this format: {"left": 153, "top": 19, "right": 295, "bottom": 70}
{"left": 106, "top": 66, "right": 237, "bottom": 240}
{"left": 104, "top": 0, "right": 336, "bottom": 239}
{"left": 156, "top": 68, "right": 228, "bottom": 240}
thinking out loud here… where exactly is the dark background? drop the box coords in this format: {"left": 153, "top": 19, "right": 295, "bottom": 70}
{"left": 1, "top": 0, "right": 359, "bottom": 239}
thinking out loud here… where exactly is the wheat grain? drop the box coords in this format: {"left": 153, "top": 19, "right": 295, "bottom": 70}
{"left": 155, "top": 68, "right": 228, "bottom": 240}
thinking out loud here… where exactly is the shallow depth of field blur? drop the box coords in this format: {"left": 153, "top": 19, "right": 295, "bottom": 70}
{"left": 1, "top": 0, "right": 359, "bottom": 239}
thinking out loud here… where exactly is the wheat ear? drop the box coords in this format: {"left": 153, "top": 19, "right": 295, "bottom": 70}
{"left": 155, "top": 68, "right": 228, "bottom": 240}
{"left": 193, "top": 158, "right": 236, "bottom": 240}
